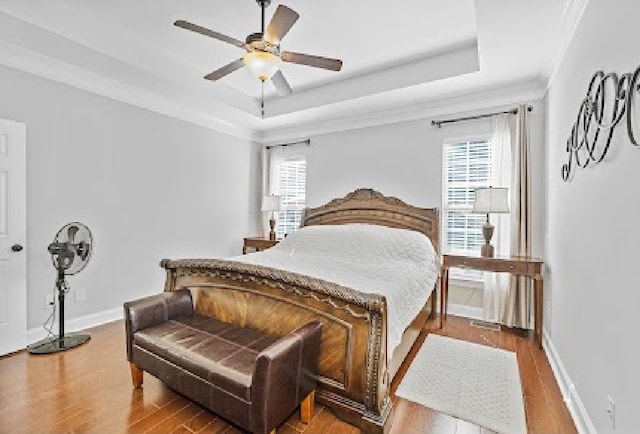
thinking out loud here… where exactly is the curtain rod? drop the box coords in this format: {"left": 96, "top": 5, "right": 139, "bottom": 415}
{"left": 431, "top": 105, "right": 533, "bottom": 128}
{"left": 265, "top": 139, "right": 311, "bottom": 150}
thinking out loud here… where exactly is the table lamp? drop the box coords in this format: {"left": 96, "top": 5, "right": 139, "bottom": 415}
{"left": 471, "top": 187, "right": 510, "bottom": 257}
{"left": 262, "top": 194, "right": 282, "bottom": 241}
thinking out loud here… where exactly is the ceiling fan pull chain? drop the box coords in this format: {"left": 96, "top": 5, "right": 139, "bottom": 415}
{"left": 261, "top": 81, "right": 265, "bottom": 118}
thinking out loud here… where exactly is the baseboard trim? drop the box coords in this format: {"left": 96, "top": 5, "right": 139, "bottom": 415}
{"left": 27, "top": 307, "right": 122, "bottom": 345}
{"left": 446, "top": 303, "right": 484, "bottom": 321}
{"left": 543, "top": 329, "right": 596, "bottom": 434}
{"left": 449, "top": 277, "right": 482, "bottom": 288}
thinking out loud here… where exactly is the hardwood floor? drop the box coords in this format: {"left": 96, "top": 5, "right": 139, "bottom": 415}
{"left": 390, "top": 316, "right": 577, "bottom": 434}
{"left": 0, "top": 316, "right": 576, "bottom": 434}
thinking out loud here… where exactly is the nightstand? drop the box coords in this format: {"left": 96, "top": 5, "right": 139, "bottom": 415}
{"left": 441, "top": 254, "right": 544, "bottom": 348}
{"left": 242, "top": 237, "right": 279, "bottom": 254}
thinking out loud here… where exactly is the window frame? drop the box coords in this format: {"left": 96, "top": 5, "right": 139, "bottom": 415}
{"left": 441, "top": 134, "right": 493, "bottom": 281}
{"left": 273, "top": 154, "right": 306, "bottom": 239}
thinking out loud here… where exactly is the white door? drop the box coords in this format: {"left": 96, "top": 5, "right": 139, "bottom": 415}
{"left": 0, "top": 119, "right": 26, "bottom": 356}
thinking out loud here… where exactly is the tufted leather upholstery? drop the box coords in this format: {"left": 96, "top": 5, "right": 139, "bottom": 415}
{"left": 124, "top": 289, "right": 322, "bottom": 434}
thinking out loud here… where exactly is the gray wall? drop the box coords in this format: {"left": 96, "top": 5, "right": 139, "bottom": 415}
{"left": 545, "top": 0, "right": 640, "bottom": 432}
{"left": 0, "top": 65, "right": 258, "bottom": 329}
{"left": 304, "top": 102, "right": 546, "bottom": 257}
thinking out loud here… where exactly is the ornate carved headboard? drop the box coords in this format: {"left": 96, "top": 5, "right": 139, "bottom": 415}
{"left": 302, "top": 188, "right": 440, "bottom": 254}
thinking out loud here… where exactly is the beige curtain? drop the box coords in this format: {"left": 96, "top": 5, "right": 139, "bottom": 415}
{"left": 260, "top": 146, "right": 269, "bottom": 237}
{"left": 483, "top": 114, "right": 512, "bottom": 323}
{"left": 502, "top": 104, "right": 533, "bottom": 328}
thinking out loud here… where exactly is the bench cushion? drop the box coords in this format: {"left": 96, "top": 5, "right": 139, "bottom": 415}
{"left": 134, "top": 313, "right": 278, "bottom": 400}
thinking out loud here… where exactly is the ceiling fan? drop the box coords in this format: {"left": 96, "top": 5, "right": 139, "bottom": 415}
{"left": 174, "top": 0, "right": 343, "bottom": 96}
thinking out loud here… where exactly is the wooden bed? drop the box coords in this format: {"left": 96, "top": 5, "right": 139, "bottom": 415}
{"left": 160, "top": 188, "right": 440, "bottom": 433}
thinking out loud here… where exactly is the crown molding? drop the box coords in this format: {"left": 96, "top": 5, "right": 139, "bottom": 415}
{"left": 0, "top": 32, "right": 546, "bottom": 147}
{"left": 0, "top": 11, "right": 261, "bottom": 141}
{"left": 545, "top": 0, "right": 590, "bottom": 91}
{"left": 259, "top": 79, "right": 546, "bottom": 143}
{"left": 0, "top": 4, "right": 569, "bottom": 145}
{"left": 0, "top": 9, "right": 478, "bottom": 128}
{"left": 0, "top": 41, "right": 258, "bottom": 141}
{"left": 264, "top": 42, "right": 480, "bottom": 117}
{"left": 0, "top": 10, "right": 260, "bottom": 115}
{"left": 2, "top": 30, "right": 541, "bottom": 146}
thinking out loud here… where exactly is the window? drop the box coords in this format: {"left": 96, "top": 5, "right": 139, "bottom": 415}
{"left": 275, "top": 156, "right": 306, "bottom": 238}
{"left": 442, "top": 138, "right": 492, "bottom": 273}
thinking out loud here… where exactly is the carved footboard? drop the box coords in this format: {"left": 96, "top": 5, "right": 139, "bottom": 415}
{"left": 161, "top": 258, "right": 393, "bottom": 433}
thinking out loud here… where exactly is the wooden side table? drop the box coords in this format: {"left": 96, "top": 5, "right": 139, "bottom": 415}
{"left": 441, "top": 254, "right": 544, "bottom": 348}
{"left": 242, "top": 237, "right": 279, "bottom": 254}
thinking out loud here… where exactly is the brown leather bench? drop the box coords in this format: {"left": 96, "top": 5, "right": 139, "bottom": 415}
{"left": 124, "top": 288, "right": 322, "bottom": 434}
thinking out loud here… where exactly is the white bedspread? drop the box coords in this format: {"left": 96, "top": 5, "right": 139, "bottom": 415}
{"left": 229, "top": 224, "right": 439, "bottom": 356}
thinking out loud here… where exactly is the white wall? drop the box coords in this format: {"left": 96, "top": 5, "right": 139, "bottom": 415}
{"left": 0, "top": 65, "right": 258, "bottom": 330}
{"left": 305, "top": 101, "right": 546, "bottom": 257}
{"left": 545, "top": 1, "right": 640, "bottom": 432}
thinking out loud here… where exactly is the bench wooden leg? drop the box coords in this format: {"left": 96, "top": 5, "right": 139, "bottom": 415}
{"left": 300, "top": 390, "right": 315, "bottom": 424}
{"left": 130, "top": 362, "right": 143, "bottom": 388}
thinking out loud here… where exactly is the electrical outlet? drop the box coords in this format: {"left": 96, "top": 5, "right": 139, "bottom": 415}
{"left": 44, "top": 294, "right": 55, "bottom": 309}
{"left": 607, "top": 395, "right": 615, "bottom": 428}
{"left": 75, "top": 289, "right": 86, "bottom": 303}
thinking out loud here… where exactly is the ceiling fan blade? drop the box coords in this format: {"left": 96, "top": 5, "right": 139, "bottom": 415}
{"left": 174, "top": 20, "right": 245, "bottom": 48}
{"left": 271, "top": 70, "right": 292, "bottom": 96}
{"left": 264, "top": 5, "right": 299, "bottom": 45}
{"left": 281, "top": 51, "right": 343, "bottom": 71}
{"left": 204, "top": 59, "right": 244, "bottom": 81}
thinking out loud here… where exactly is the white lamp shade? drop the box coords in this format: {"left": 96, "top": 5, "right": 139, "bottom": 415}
{"left": 243, "top": 51, "right": 282, "bottom": 82}
{"left": 472, "top": 187, "right": 510, "bottom": 213}
{"left": 261, "top": 195, "right": 282, "bottom": 212}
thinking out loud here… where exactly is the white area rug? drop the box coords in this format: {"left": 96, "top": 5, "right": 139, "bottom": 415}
{"left": 396, "top": 334, "right": 527, "bottom": 434}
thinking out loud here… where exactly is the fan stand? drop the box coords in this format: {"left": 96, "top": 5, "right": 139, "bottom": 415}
{"left": 27, "top": 267, "right": 91, "bottom": 355}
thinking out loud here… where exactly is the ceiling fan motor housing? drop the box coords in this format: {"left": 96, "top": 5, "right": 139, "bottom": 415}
{"left": 245, "top": 33, "right": 279, "bottom": 55}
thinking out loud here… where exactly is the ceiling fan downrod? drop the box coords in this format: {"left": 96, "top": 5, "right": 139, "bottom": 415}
{"left": 257, "top": 0, "right": 271, "bottom": 35}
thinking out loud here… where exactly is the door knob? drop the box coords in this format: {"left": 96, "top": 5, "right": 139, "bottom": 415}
{"left": 11, "top": 244, "right": 23, "bottom": 252}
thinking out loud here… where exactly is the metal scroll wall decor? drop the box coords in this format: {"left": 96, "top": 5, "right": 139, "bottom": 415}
{"left": 561, "top": 67, "right": 640, "bottom": 181}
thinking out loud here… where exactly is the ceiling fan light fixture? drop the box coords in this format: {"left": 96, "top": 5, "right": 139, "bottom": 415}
{"left": 175, "top": 2, "right": 341, "bottom": 93}
{"left": 243, "top": 51, "right": 281, "bottom": 82}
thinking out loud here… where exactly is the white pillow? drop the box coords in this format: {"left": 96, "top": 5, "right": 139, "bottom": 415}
{"left": 272, "top": 223, "right": 436, "bottom": 264}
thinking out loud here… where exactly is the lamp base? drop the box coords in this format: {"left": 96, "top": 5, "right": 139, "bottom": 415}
{"left": 481, "top": 244, "right": 495, "bottom": 258}
{"left": 481, "top": 216, "right": 495, "bottom": 257}
{"left": 269, "top": 217, "right": 276, "bottom": 241}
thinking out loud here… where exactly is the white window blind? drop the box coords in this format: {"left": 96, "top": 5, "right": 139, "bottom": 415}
{"left": 442, "top": 138, "right": 492, "bottom": 279}
{"left": 276, "top": 156, "right": 306, "bottom": 239}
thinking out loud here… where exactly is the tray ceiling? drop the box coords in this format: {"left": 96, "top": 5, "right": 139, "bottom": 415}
{"left": 0, "top": 0, "right": 572, "bottom": 138}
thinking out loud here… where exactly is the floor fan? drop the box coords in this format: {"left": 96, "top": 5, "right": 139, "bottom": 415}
{"left": 28, "top": 222, "right": 93, "bottom": 354}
